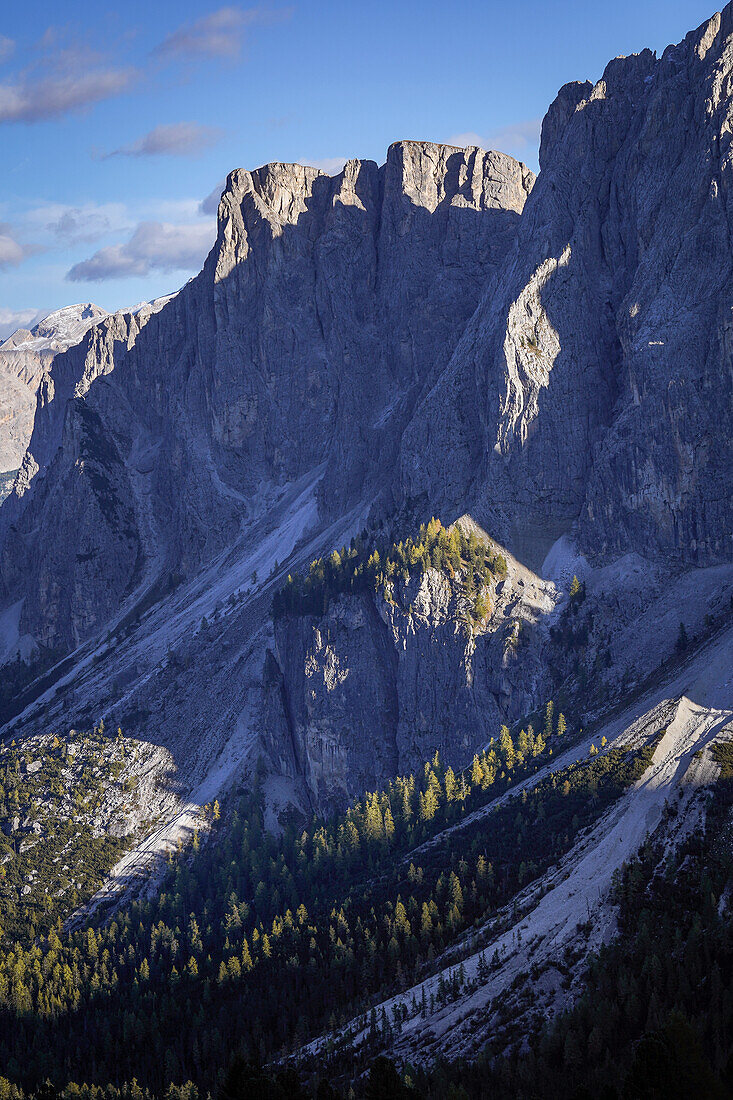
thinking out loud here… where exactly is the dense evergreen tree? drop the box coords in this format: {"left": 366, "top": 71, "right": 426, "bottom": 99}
{"left": 272, "top": 518, "right": 506, "bottom": 625}
{"left": 0, "top": 714, "right": 730, "bottom": 1100}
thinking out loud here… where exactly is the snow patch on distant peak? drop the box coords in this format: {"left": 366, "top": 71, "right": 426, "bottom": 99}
{"left": 31, "top": 302, "right": 108, "bottom": 346}
{"left": 124, "top": 292, "right": 179, "bottom": 317}
{"left": 3, "top": 302, "right": 109, "bottom": 355}
{"left": 2, "top": 294, "right": 178, "bottom": 356}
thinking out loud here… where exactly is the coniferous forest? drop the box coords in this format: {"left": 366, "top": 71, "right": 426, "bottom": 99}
{"left": 0, "top": 717, "right": 731, "bottom": 1098}
{"left": 4, "top": 2, "right": 733, "bottom": 1096}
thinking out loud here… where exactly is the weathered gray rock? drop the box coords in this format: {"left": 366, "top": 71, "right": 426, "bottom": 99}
{"left": 2, "top": 4, "right": 733, "bottom": 827}
{"left": 0, "top": 142, "right": 533, "bottom": 651}
{"left": 208, "top": 143, "right": 533, "bottom": 517}
{"left": 263, "top": 519, "right": 557, "bottom": 808}
{"left": 399, "top": 9, "right": 733, "bottom": 569}
{"left": 4, "top": 399, "right": 142, "bottom": 648}
{"left": 1, "top": 298, "right": 175, "bottom": 647}
{"left": 0, "top": 304, "right": 107, "bottom": 474}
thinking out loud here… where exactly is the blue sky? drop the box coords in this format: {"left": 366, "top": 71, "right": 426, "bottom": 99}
{"left": 0, "top": 0, "right": 720, "bottom": 335}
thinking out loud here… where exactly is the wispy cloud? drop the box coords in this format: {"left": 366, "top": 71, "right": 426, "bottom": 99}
{"left": 0, "top": 36, "right": 15, "bottom": 64}
{"left": 199, "top": 179, "right": 228, "bottom": 217}
{"left": 0, "top": 55, "right": 136, "bottom": 124}
{"left": 297, "top": 156, "right": 348, "bottom": 175}
{"left": 0, "top": 223, "right": 31, "bottom": 268}
{"left": 488, "top": 118, "right": 542, "bottom": 152}
{"left": 24, "top": 201, "right": 130, "bottom": 244}
{"left": 140, "top": 197, "right": 210, "bottom": 222}
{"left": 447, "top": 131, "right": 487, "bottom": 149}
{"left": 67, "top": 220, "right": 215, "bottom": 282}
{"left": 447, "top": 118, "right": 542, "bottom": 159}
{"left": 104, "top": 121, "right": 223, "bottom": 159}
{"left": 155, "top": 5, "right": 292, "bottom": 61}
{"left": 0, "top": 307, "right": 46, "bottom": 341}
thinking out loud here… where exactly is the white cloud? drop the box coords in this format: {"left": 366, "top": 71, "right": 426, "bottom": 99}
{"left": 24, "top": 201, "right": 131, "bottom": 244}
{"left": 0, "top": 307, "right": 45, "bottom": 341}
{"left": 0, "top": 63, "right": 136, "bottom": 124}
{"left": 0, "top": 36, "right": 15, "bottom": 64}
{"left": 447, "top": 131, "right": 489, "bottom": 149}
{"left": 21, "top": 197, "right": 210, "bottom": 244}
{"left": 67, "top": 220, "right": 215, "bottom": 282}
{"left": 0, "top": 234, "right": 25, "bottom": 268}
{"left": 296, "top": 156, "right": 348, "bottom": 176}
{"left": 104, "top": 122, "right": 223, "bottom": 158}
{"left": 0, "top": 223, "right": 30, "bottom": 268}
{"left": 199, "top": 179, "right": 228, "bottom": 216}
{"left": 488, "top": 118, "right": 542, "bottom": 151}
{"left": 139, "top": 197, "right": 208, "bottom": 221}
{"left": 447, "top": 118, "right": 542, "bottom": 159}
{"left": 155, "top": 6, "right": 292, "bottom": 61}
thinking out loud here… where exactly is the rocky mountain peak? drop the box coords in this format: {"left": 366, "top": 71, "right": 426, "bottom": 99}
{"left": 30, "top": 302, "right": 109, "bottom": 347}
{"left": 399, "top": 11, "right": 733, "bottom": 570}
{"left": 214, "top": 140, "right": 534, "bottom": 242}
{"left": 1, "top": 7, "right": 733, "bottom": 1095}
{"left": 0, "top": 141, "right": 533, "bottom": 653}
{"left": 0, "top": 302, "right": 109, "bottom": 474}
{"left": 385, "top": 138, "right": 534, "bottom": 212}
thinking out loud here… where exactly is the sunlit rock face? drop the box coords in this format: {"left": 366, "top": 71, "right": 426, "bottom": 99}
{"left": 0, "top": 304, "right": 108, "bottom": 474}
{"left": 264, "top": 521, "right": 557, "bottom": 809}
{"left": 208, "top": 142, "right": 533, "bottom": 517}
{"left": 0, "top": 142, "right": 533, "bottom": 651}
{"left": 399, "top": 11, "right": 733, "bottom": 570}
{"left": 3, "top": 2, "right": 733, "bottom": 775}
{"left": 0, "top": 7, "right": 731, "bottom": 843}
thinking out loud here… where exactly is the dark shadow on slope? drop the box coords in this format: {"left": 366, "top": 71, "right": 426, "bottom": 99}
{"left": 0, "top": 149, "right": 528, "bottom": 786}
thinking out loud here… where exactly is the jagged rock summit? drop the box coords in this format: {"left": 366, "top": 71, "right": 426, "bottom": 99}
{"left": 0, "top": 8, "right": 732, "bottom": 836}
{"left": 400, "top": 6, "right": 733, "bottom": 569}
{"left": 0, "top": 303, "right": 108, "bottom": 474}
{"left": 0, "top": 140, "right": 534, "bottom": 651}
{"left": 2, "top": 9, "right": 733, "bottom": 1094}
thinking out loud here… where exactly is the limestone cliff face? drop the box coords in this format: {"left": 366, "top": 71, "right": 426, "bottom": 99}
{"left": 0, "top": 304, "right": 107, "bottom": 474}
{"left": 0, "top": 142, "right": 533, "bottom": 651}
{"left": 208, "top": 143, "right": 533, "bottom": 516}
{"left": 0, "top": 298, "right": 176, "bottom": 648}
{"left": 0, "top": 347, "right": 41, "bottom": 477}
{"left": 264, "top": 523, "right": 557, "bottom": 808}
{"left": 2, "top": 4, "right": 733, "bottom": 816}
{"left": 4, "top": 400, "right": 142, "bottom": 649}
{"left": 399, "top": 9, "right": 733, "bottom": 569}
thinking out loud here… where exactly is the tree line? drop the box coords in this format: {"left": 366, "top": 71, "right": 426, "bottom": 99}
{"left": 272, "top": 518, "right": 507, "bottom": 623}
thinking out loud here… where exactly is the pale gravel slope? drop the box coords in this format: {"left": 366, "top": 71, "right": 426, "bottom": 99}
{"left": 304, "top": 623, "right": 733, "bottom": 1064}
